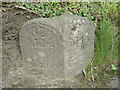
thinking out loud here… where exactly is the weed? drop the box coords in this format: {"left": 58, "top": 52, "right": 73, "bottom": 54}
{"left": 94, "top": 19, "right": 118, "bottom": 65}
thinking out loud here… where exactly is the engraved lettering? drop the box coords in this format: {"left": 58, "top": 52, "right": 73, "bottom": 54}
{"left": 27, "top": 37, "right": 34, "bottom": 47}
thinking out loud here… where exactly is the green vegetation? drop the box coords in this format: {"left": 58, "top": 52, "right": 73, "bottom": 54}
{"left": 94, "top": 19, "right": 118, "bottom": 65}
{"left": 2, "top": 2, "right": 119, "bottom": 81}
{"left": 3, "top": 2, "right": 119, "bottom": 21}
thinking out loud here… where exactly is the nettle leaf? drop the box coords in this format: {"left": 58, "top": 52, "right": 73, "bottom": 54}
{"left": 25, "top": 3, "right": 30, "bottom": 8}
{"left": 112, "top": 64, "right": 117, "bottom": 70}
{"left": 45, "top": 6, "right": 48, "bottom": 9}
{"left": 73, "top": 10, "right": 77, "bottom": 14}
{"left": 56, "top": 10, "right": 60, "bottom": 14}
{"left": 53, "top": 13, "right": 56, "bottom": 16}
{"left": 36, "top": 4, "right": 40, "bottom": 8}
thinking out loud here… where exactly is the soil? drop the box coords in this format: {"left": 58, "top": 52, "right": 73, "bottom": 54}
{"left": 2, "top": 7, "right": 118, "bottom": 88}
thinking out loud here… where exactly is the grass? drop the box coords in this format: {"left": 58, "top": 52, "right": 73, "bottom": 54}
{"left": 94, "top": 19, "right": 118, "bottom": 65}
{"left": 85, "top": 19, "right": 118, "bottom": 81}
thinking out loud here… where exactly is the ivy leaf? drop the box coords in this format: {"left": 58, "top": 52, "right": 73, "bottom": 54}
{"left": 112, "top": 64, "right": 117, "bottom": 70}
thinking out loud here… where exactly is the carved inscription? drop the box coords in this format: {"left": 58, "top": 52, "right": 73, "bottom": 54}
{"left": 26, "top": 27, "right": 57, "bottom": 48}
{"left": 64, "top": 19, "right": 90, "bottom": 47}
{"left": 68, "top": 36, "right": 89, "bottom": 46}
{"left": 65, "top": 29, "right": 89, "bottom": 48}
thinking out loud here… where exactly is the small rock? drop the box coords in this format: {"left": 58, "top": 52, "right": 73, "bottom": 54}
{"left": 26, "top": 16, "right": 31, "bottom": 19}
{"left": 2, "top": 9, "right": 7, "bottom": 12}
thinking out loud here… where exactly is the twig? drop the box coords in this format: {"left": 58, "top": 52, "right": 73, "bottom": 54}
{"left": 82, "top": 68, "right": 87, "bottom": 78}
{"left": 15, "top": 5, "right": 39, "bottom": 15}
{"left": 91, "top": 57, "right": 95, "bottom": 82}
{"left": 110, "top": 35, "right": 114, "bottom": 61}
{"left": 82, "top": 68, "right": 90, "bottom": 81}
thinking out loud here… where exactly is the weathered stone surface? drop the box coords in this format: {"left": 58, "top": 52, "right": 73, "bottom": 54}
{"left": 20, "top": 14, "right": 94, "bottom": 78}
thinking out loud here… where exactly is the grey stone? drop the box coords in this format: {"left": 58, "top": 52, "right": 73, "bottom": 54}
{"left": 20, "top": 14, "right": 94, "bottom": 78}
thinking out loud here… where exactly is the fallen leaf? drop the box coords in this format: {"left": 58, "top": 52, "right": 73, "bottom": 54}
{"left": 112, "top": 64, "right": 117, "bottom": 70}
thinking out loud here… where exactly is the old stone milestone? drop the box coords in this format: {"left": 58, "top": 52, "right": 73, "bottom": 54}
{"left": 20, "top": 14, "right": 94, "bottom": 78}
